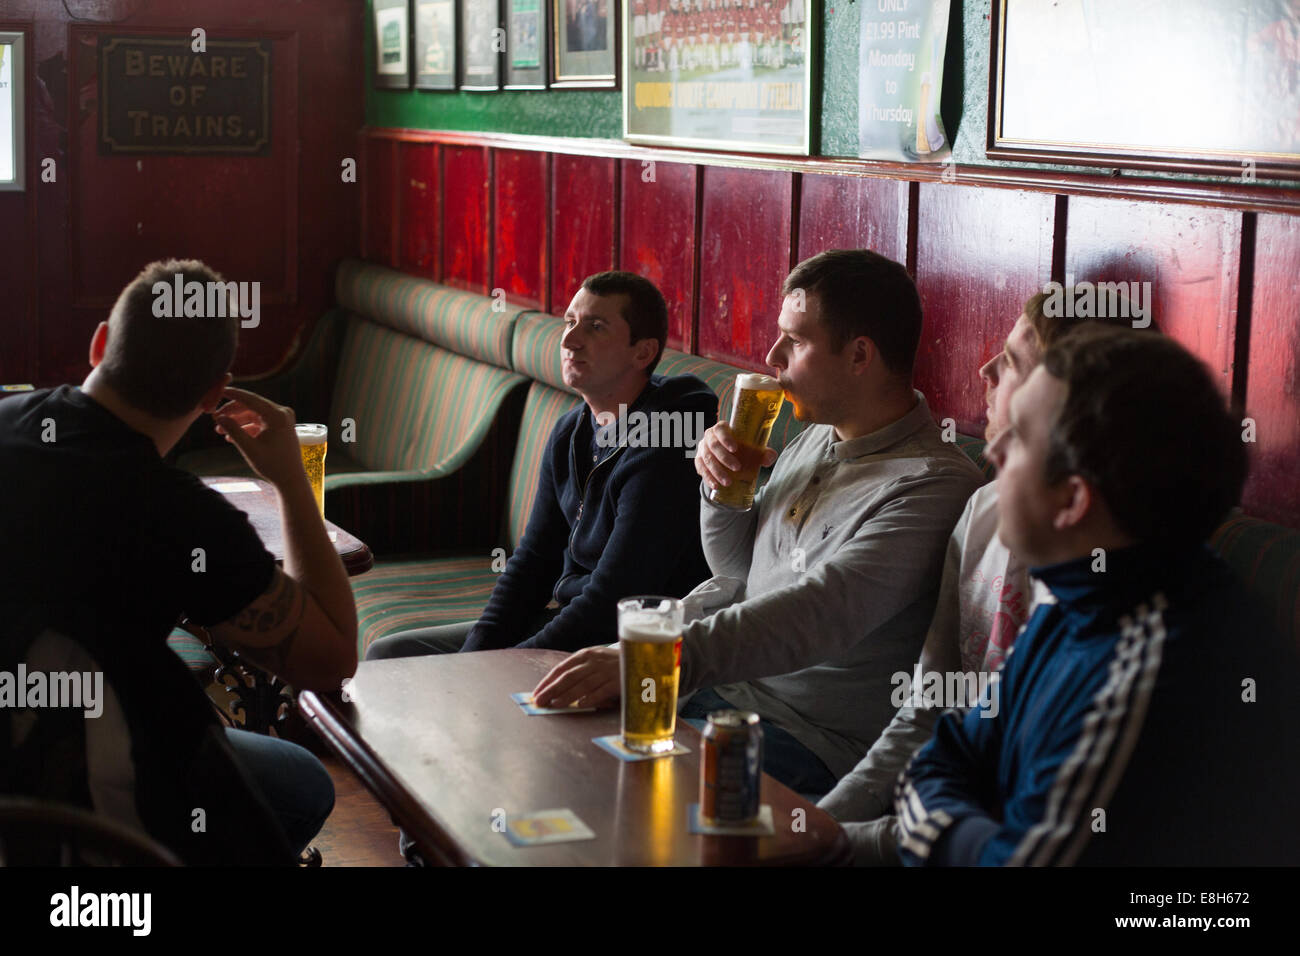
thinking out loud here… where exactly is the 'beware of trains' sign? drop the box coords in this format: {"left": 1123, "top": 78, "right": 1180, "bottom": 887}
{"left": 99, "top": 36, "right": 271, "bottom": 154}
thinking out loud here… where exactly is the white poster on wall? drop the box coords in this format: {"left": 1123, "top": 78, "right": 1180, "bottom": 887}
{"left": 858, "top": 0, "right": 952, "bottom": 163}
{"left": 0, "top": 41, "right": 14, "bottom": 184}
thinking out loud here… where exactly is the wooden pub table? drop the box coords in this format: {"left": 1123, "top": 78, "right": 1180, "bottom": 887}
{"left": 299, "top": 649, "right": 852, "bottom": 866}
{"left": 200, "top": 476, "right": 373, "bottom": 575}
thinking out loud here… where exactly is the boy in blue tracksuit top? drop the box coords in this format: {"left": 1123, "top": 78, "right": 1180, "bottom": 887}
{"left": 897, "top": 325, "right": 1299, "bottom": 866}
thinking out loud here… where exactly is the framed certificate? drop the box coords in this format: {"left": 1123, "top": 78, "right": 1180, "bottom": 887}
{"left": 505, "top": 0, "right": 549, "bottom": 88}
{"left": 415, "top": 0, "right": 458, "bottom": 90}
{"left": 553, "top": 0, "right": 616, "bottom": 88}
{"left": 460, "top": 0, "right": 503, "bottom": 91}
{"left": 373, "top": 0, "right": 412, "bottom": 89}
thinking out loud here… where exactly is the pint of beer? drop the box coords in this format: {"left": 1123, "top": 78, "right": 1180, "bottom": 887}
{"left": 709, "top": 373, "right": 785, "bottom": 510}
{"left": 618, "top": 596, "right": 684, "bottom": 754}
{"left": 295, "top": 423, "right": 328, "bottom": 517}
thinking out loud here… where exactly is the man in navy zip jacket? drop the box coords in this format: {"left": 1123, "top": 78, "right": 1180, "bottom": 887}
{"left": 896, "top": 325, "right": 1300, "bottom": 866}
{"left": 366, "top": 272, "right": 715, "bottom": 657}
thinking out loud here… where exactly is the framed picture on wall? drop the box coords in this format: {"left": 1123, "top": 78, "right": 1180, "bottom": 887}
{"left": 372, "top": 0, "right": 412, "bottom": 89}
{"left": 414, "top": 0, "right": 458, "bottom": 89}
{"left": 460, "top": 0, "right": 503, "bottom": 90}
{"left": 989, "top": 0, "right": 1300, "bottom": 176}
{"left": 553, "top": 0, "right": 617, "bottom": 87}
{"left": 505, "top": 0, "right": 549, "bottom": 89}
{"left": 622, "top": 0, "right": 813, "bottom": 154}
{"left": 0, "top": 32, "right": 25, "bottom": 191}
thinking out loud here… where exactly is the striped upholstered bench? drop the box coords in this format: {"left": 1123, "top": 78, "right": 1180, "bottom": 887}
{"left": 178, "top": 260, "right": 532, "bottom": 555}
{"left": 351, "top": 311, "right": 808, "bottom": 656}
{"left": 170, "top": 262, "right": 535, "bottom": 676}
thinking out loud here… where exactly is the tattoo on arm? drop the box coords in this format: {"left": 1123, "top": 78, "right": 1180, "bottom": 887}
{"left": 233, "top": 572, "right": 301, "bottom": 633}
{"left": 228, "top": 573, "right": 306, "bottom": 678}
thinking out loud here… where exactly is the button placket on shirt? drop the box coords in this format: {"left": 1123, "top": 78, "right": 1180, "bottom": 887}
{"left": 785, "top": 451, "right": 835, "bottom": 536}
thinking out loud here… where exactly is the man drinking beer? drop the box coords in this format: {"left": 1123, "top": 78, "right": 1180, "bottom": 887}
{"left": 534, "top": 250, "right": 983, "bottom": 797}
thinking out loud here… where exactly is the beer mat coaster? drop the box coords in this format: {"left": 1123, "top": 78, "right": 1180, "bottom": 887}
{"left": 209, "top": 481, "right": 260, "bottom": 494}
{"left": 503, "top": 809, "right": 597, "bottom": 847}
{"left": 511, "top": 691, "right": 597, "bottom": 716}
{"left": 687, "top": 804, "right": 775, "bottom": 836}
{"left": 592, "top": 734, "right": 691, "bottom": 761}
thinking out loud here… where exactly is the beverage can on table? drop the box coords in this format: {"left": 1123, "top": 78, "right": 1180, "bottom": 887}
{"left": 700, "top": 710, "right": 763, "bottom": 824}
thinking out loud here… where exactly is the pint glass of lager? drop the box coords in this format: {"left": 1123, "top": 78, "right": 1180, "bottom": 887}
{"left": 295, "top": 424, "right": 328, "bottom": 517}
{"left": 709, "top": 373, "right": 785, "bottom": 510}
{"left": 618, "top": 596, "right": 684, "bottom": 754}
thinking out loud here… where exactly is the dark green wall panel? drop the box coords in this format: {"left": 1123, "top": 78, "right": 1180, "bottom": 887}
{"left": 369, "top": 87, "right": 622, "bottom": 137}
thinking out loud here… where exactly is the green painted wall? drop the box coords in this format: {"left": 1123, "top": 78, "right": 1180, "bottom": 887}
{"left": 365, "top": 0, "right": 621, "bottom": 137}
{"left": 366, "top": 1, "right": 1292, "bottom": 187}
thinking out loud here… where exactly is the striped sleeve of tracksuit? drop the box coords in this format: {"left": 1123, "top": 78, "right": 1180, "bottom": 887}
{"left": 895, "top": 595, "right": 1170, "bottom": 866}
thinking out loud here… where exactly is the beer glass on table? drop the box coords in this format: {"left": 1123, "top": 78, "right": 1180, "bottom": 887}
{"left": 618, "top": 596, "right": 683, "bottom": 754}
{"left": 295, "top": 423, "right": 328, "bottom": 517}
{"left": 709, "top": 373, "right": 785, "bottom": 511}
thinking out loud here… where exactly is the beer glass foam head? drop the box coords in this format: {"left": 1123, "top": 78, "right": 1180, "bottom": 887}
{"left": 735, "top": 372, "right": 781, "bottom": 392}
{"left": 617, "top": 596, "right": 683, "bottom": 637}
{"left": 738, "top": 371, "right": 774, "bottom": 390}
{"left": 618, "top": 620, "right": 680, "bottom": 642}
{"left": 295, "top": 424, "right": 327, "bottom": 445}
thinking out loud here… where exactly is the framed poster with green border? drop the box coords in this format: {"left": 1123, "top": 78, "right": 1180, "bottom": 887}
{"left": 623, "top": 0, "right": 812, "bottom": 154}
{"left": 373, "top": 0, "right": 412, "bottom": 89}
{"left": 505, "top": 0, "right": 548, "bottom": 88}
{"left": 553, "top": 0, "right": 616, "bottom": 88}
{"left": 414, "top": 0, "right": 457, "bottom": 89}
{"left": 460, "top": 0, "right": 502, "bottom": 90}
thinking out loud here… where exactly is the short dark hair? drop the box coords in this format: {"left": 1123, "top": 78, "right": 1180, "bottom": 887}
{"left": 781, "top": 249, "right": 922, "bottom": 377}
{"left": 98, "top": 259, "right": 239, "bottom": 419}
{"left": 1022, "top": 290, "right": 1073, "bottom": 352}
{"left": 580, "top": 271, "right": 670, "bottom": 374}
{"left": 1041, "top": 324, "right": 1246, "bottom": 546}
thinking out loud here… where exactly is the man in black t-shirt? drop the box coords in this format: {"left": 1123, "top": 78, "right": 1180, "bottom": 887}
{"left": 0, "top": 259, "right": 358, "bottom": 863}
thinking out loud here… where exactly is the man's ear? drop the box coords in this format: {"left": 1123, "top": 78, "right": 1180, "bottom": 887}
{"left": 632, "top": 337, "right": 658, "bottom": 371}
{"left": 198, "top": 372, "right": 234, "bottom": 413}
{"left": 88, "top": 322, "right": 109, "bottom": 368}
{"left": 848, "top": 336, "right": 877, "bottom": 375}
{"left": 1053, "top": 475, "right": 1094, "bottom": 532}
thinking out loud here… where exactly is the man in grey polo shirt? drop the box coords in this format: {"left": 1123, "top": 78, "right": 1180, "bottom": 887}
{"left": 533, "top": 249, "right": 982, "bottom": 797}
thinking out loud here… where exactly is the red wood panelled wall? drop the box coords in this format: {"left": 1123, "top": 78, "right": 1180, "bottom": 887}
{"left": 2, "top": 1, "right": 362, "bottom": 388}
{"left": 359, "top": 129, "right": 1300, "bottom": 530}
